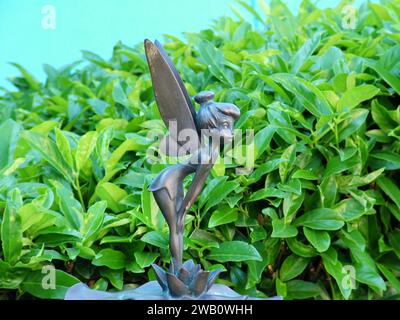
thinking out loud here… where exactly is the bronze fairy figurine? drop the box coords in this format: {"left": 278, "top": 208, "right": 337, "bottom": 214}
{"left": 145, "top": 39, "right": 240, "bottom": 275}
{"left": 65, "top": 39, "right": 280, "bottom": 300}
{"left": 144, "top": 39, "right": 245, "bottom": 297}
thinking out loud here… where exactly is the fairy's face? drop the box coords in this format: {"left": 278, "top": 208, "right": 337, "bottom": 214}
{"left": 217, "top": 116, "right": 235, "bottom": 142}
{"left": 206, "top": 115, "right": 235, "bottom": 144}
{"left": 197, "top": 101, "right": 240, "bottom": 145}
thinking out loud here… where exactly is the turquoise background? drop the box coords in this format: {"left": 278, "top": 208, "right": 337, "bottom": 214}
{"left": 0, "top": 0, "right": 367, "bottom": 89}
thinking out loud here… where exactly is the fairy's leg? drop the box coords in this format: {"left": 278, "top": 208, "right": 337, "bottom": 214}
{"left": 168, "top": 220, "right": 181, "bottom": 274}
{"left": 176, "top": 183, "right": 185, "bottom": 270}
{"left": 152, "top": 188, "right": 182, "bottom": 274}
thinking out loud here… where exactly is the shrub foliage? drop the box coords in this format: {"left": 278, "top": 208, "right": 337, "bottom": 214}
{"left": 0, "top": 0, "right": 400, "bottom": 299}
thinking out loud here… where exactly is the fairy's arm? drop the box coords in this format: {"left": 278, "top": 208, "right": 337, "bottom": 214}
{"left": 177, "top": 163, "right": 212, "bottom": 224}
{"left": 177, "top": 145, "right": 217, "bottom": 223}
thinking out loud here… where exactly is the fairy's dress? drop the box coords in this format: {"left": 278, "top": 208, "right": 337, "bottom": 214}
{"left": 148, "top": 162, "right": 196, "bottom": 202}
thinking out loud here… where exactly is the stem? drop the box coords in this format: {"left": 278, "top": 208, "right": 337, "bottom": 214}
{"left": 195, "top": 208, "right": 201, "bottom": 228}
{"left": 75, "top": 177, "right": 86, "bottom": 211}
{"left": 334, "top": 118, "right": 340, "bottom": 148}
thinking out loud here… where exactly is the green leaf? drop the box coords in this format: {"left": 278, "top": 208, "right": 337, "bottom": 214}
{"left": 365, "top": 50, "right": 400, "bottom": 94}
{"left": 341, "top": 231, "right": 386, "bottom": 292}
{"left": 103, "top": 139, "right": 139, "bottom": 182}
{"left": 370, "top": 151, "right": 400, "bottom": 170}
{"left": 388, "top": 232, "right": 400, "bottom": 259}
{"left": 141, "top": 231, "right": 169, "bottom": 249}
{"left": 207, "top": 241, "right": 262, "bottom": 262}
{"left": 248, "top": 187, "right": 286, "bottom": 202}
{"left": 237, "top": 0, "right": 264, "bottom": 23}
{"left": 283, "top": 193, "right": 304, "bottom": 222}
{"left": 377, "top": 264, "right": 400, "bottom": 293}
{"left": 323, "top": 155, "right": 358, "bottom": 178}
{"left": 9, "top": 62, "right": 41, "bottom": 90}
{"left": 21, "top": 269, "right": 79, "bottom": 299}
{"left": 337, "top": 109, "right": 369, "bottom": 142}
{"left": 276, "top": 277, "right": 287, "bottom": 298}
{"left": 246, "top": 242, "right": 270, "bottom": 289}
{"left": 286, "top": 237, "right": 318, "bottom": 258}
{"left": 321, "top": 248, "right": 352, "bottom": 299}
{"left": 113, "top": 81, "right": 131, "bottom": 109}
{"left": 134, "top": 251, "right": 159, "bottom": 269}
{"left": 337, "top": 85, "right": 379, "bottom": 110}
{"left": 54, "top": 128, "right": 74, "bottom": 170}
{"left": 319, "top": 176, "right": 338, "bottom": 207}
{"left": 371, "top": 99, "right": 397, "bottom": 132}
{"left": 0, "top": 261, "right": 28, "bottom": 289}
{"left": 22, "top": 131, "right": 75, "bottom": 184}
{"left": 292, "top": 170, "right": 318, "bottom": 180}
{"left": 303, "top": 227, "right": 330, "bottom": 253}
{"left": 271, "top": 219, "right": 298, "bottom": 238}
{"left": 279, "top": 144, "right": 296, "bottom": 183}
{"left": 271, "top": 73, "right": 332, "bottom": 116}
{"left": 81, "top": 201, "right": 107, "bottom": 244}
{"left": 92, "top": 278, "right": 108, "bottom": 291}
{"left": 248, "top": 158, "right": 282, "bottom": 183}
{"left": 99, "top": 269, "right": 123, "bottom": 290}
{"left": 286, "top": 280, "right": 322, "bottom": 299}
{"left": 291, "top": 32, "right": 321, "bottom": 73}
{"left": 92, "top": 249, "right": 127, "bottom": 269}
{"left": 196, "top": 39, "right": 233, "bottom": 86}
{"left": 211, "top": 154, "right": 225, "bottom": 177}
{"left": 203, "top": 180, "right": 239, "bottom": 214}
{"left": 280, "top": 254, "right": 309, "bottom": 281}
{"left": 75, "top": 131, "right": 98, "bottom": 172}
{"left": 52, "top": 180, "right": 83, "bottom": 230}
{"left": 141, "top": 179, "right": 163, "bottom": 230}
{"left": 208, "top": 206, "right": 238, "bottom": 228}
{"left": 0, "top": 119, "right": 21, "bottom": 170}
{"left": 376, "top": 176, "right": 400, "bottom": 210}
{"left": 35, "top": 230, "right": 82, "bottom": 246}
{"left": 1, "top": 189, "right": 23, "bottom": 265}
{"left": 293, "top": 208, "right": 344, "bottom": 230}
{"left": 198, "top": 176, "right": 227, "bottom": 209}
{"left": 96, "top": 182, "right": 127, "bottom": 213}
{"left": 82, "top": 50, "right": 113, "bottom": 68}
{"left": 254, "top": 125, "right": 275, "bottom": 160}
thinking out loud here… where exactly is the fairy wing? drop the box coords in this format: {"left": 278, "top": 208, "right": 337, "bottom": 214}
{"left": 144, "top": 39, "right": 199, "bottom": 155}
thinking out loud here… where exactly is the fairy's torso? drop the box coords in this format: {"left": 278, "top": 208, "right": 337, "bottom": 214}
{"left": 148, "top": 144, "right": 218, "bottom": 200}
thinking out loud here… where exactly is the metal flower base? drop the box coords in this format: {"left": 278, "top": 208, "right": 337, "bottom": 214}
{"left": 65, "top": 260, "right": 282, "bottom": 300}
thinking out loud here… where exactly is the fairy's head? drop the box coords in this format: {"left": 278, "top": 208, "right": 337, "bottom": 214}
{"left": 195, "top": 91, "right": 240, "bottom": 142}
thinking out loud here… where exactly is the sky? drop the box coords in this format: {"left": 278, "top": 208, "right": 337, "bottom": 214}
{"left": 0, "top": 0, "right": 368, "bottom": 89}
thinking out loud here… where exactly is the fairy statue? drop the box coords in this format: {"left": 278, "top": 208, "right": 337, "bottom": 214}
{"left": 65, "top": 39, "right": 280, "bottom": 300}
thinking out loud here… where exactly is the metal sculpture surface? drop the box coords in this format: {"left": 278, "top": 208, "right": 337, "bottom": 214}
{"left": 65, "top": 39, "right": 281, "bottom": 300}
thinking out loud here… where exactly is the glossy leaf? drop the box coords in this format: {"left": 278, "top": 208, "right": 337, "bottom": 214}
{"left": 207, "top": 241, "right": 262, "bottom": 262}
{"left": 21, "top": 270, "right": 80, "bottom": 299}
{"left": 280, "top": 254, "right": 309, "bottom": 282}
{"left": 293, "top": 208, "right": 344, "bottom": 230}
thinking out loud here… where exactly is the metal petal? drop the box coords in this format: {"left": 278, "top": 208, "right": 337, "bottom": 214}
{"left": 151, "top": 263, "right": 168, "bottom": 290}
{"left": 206, "top": 268, "right": 222, "bottom": 291}
{"left": 178, "top": 267, "right": 191, "bottom": 285}
{"left": 190, "top": 270, "right": 209, "bottom": 296}
{"left": 182, "top": 259, "right": 196, "bottom": 273}
{"left": 166, "top": 272, "right": 190, "bottom": 297}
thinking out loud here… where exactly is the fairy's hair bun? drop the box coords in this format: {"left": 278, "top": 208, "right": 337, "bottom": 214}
{"left": 194, "top": 91, "right": 215, "bottom": 104}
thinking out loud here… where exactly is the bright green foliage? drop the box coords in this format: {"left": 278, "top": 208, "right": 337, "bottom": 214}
{"left": 0, "top": 0, "right": 400, "bottom": 300}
